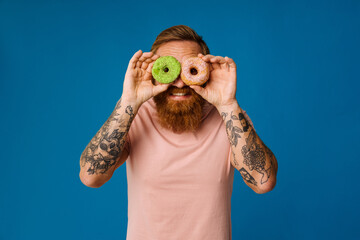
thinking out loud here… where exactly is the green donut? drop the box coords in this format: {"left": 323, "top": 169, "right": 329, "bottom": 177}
{"left": 152, "top": 56, "right": 181, "bottom": 84}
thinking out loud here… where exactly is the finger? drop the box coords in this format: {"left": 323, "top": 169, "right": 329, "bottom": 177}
{"left": 146, "top": 61, "right": 155, "bottom": 74}
{"left": 223, "top": 57, "right": 230, "bottom": 71}
{"left": 128, "top": 50, "right": 142, "bottom": 69}
{"left": 153, "top": 83, "right": 170, "bottom": 96}
{"left": 217, "top": 56, "right": 227, "bottom": 64}
{"left": 212, "top": 62, "right": 221, "bottom": 70}
{"left": 209, "top": 64, "right": 214, "bottom": 72}
{"left": 138, "top": 52, "right": 154, "bottom": 62}
{"left": 219, "top": 56, "right": 229, "bottom": 70}
{"left": 136, "top": 60, "right": 142, "bottom": 68}
{"left": 226, "top": 57, "right": 236, "bottom": 71}
{"left": 202, "top": 54, "right": 215, "bottom": 62}
{"left": 143, "top": 62, "right": 155, "bottom": 80}
{"left": 151, "top": 54, "right": 160, "bottom": 61}
{"left": 210, "top": 56, "right": 226, "bottom": 64}
{"left": 141, "top": 61, "right": 149, "bottom": 70}
{"left": 189, "top": 85, "right": 207, "bottom": 99}
{"left": 220, "top": 62, "right": 229, "bottom": 71}
{"left": 144, "top": 57, "right": 156, "bottom": 63}
{"left": 136, "top": 52, "right": 154, "bottom": 68}
{"left": 143, "top": 69, "right": 154, "bottom": 81}
{"left": 211, "top": 56, "right": 227, "bottom": 70}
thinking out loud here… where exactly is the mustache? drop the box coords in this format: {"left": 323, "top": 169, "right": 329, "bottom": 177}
{"left": 164, "top": 86, "right": 194, "bottom": 95}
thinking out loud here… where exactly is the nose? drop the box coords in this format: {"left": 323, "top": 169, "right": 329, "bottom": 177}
{"left": 171, "top": 75, "right": 186, "bottom": 88}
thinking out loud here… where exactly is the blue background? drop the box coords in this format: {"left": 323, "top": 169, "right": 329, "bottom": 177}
{"left": 1, "top": 0, "right": 359, "bottom": 239}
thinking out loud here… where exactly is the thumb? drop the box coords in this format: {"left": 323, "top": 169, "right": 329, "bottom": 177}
{"left": 153, "top": 84, "right": 170, "bottom": 96}
{"left": 190, "top": 85, "right": 207, "bottom": 98}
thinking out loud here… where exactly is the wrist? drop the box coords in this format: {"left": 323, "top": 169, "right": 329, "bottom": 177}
{"left": 216, "top": 99, "right": 240, "bottom": 114}
{"left": 120, "top": 95, "right": 141, "bottom": 112}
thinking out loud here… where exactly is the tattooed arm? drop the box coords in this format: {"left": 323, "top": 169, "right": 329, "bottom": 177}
{"left": 79, "top": 50, "right": 169, "bottom": 188}
{"left": 191, "top": 54, "right": 277, "bottom": 194}
{"left": 79, "top": 98, "right": 137, "bottom": 188}
{"left": 218, "top": 102, "right": 278, "bottom": 194}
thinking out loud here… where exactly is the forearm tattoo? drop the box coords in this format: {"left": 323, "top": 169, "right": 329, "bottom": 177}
{"left": 263, "top": 143, "right": 277, "bottom": 175}
{"left": 221, "top": 111, "right": 251, "bottom": 147}
{"left": 241, "top": 129, "right": 271, "bottom": 184}
{"left": 80, "top": 99, "right": 135, "bottom": 175}
{"left": 239, "top": 168, "right": 257, "bottom": 186}
{"left": 222, "top": 110, "right": 273, "bottom": 185}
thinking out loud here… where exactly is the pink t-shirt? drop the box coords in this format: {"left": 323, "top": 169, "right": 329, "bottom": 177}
{"left": 125, "top": 98, "right": 253, "bottom": 240}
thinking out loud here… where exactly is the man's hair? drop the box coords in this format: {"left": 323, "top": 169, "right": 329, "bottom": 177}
{"left": 150, "top": 25, "right": 210, "bottom": 55}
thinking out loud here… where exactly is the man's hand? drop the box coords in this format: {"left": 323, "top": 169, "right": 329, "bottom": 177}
{"left": 122, "top": 50, "right": 170, "bottom": 107}
{"left": 190, "top": 53, "right": 238, "bottom": 110}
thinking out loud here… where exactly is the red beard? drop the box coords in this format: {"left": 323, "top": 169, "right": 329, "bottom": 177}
{"left": 153, "top": 86, "right": 205, "bottom": 133}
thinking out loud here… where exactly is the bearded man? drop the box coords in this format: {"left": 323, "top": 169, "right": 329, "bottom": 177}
{"left": 79, "top": 25, "right": 278, "bottom": 240}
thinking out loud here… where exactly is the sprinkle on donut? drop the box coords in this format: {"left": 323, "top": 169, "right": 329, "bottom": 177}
{"left": 180, "top": 57, "right": 210, "bottom": 85}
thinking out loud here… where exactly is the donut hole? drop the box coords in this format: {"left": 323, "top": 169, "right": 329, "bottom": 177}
{"left": 190, "top": 68, "right": 198, "bottom": 75}
{"left": 164, "top": 67, "right": 169, "bottom": 73}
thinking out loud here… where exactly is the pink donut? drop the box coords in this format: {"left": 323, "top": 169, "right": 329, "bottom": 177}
{"left": 180, "top": 57, "right": 210, "bottom": 85}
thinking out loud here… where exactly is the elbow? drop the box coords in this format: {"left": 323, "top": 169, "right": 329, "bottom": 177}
{"left": 254, "top": 178, "right": 277, "bottom": 194}
{"left": 79, "top": 172, "right": 105, "bottom": 188}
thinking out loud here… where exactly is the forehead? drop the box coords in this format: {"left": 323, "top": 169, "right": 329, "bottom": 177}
{"left": 155, "top": 40, "right": 202, "bottom": 63}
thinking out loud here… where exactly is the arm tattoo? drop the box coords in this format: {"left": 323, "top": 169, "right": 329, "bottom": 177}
{"left": 221, "top": 111, "right": 250, "bottom": 147}
{"left": 241, "top": 129, "right": 271, "bottom": 184}
{"left": 222, "top": 110, "right": 273, "bottom": 185}
{"left": 239, "top": 168, "right": 258, "bottom": 186}
{"left": 231, "top": 152, "right": 240, "bottom": 167}
{"left": 263, "top": 144, "right": 277, "bottom": 175}
{"left": 80, "top": 99, "right": 135, "bottom": 175}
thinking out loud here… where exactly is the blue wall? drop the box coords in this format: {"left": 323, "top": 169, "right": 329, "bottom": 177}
{"left": 1, "top": 0, "right": 359, "bottom": 239}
